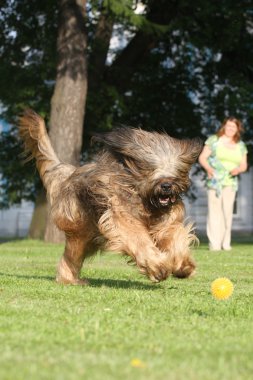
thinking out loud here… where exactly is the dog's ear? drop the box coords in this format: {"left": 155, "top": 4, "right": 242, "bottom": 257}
{"left": 179, "top": 138, "right": 203, "bottom": 165}
{"left": 92, "top": 127, "right": 140, "bottom": 157}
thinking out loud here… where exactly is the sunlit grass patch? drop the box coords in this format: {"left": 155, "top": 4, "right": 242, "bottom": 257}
{"left": 0, "top": 238, "right": 253, "bottom": 380}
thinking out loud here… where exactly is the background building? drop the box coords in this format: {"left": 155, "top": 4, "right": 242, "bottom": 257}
{"left": 0, "top": 118, "right": 34, "bottom": 238}
{"left": 185, "top": 169, "right": 253, "bottom": 235}
{"left": 0, "top": 170, "right": 252, "bottom": 238}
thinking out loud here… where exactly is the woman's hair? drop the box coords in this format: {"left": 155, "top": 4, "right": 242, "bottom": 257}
{"left": 216, "top": 117, "right": 244, "bottom": 143}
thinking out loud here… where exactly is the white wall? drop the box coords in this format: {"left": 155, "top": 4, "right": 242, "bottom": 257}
{"left": 0, "top": 169, "right": 252, "bottom": 238}
{"left": 185, "top": 168, "right": 253, "bottom": 233}
{"left": 0, "top": 201, "right": 34, "bottom": 237}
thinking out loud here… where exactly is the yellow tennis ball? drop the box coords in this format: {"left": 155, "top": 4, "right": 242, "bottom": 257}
{"left": 130, "top": 358, "right": 146, "bottom": 368}
{"left": 211, "top": 277, "right": 234, "bottom": 300}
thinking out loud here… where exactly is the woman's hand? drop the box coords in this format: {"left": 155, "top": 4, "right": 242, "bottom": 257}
{"left": 230, "top": 154, "right": 248, "bottom": 176}
{"left": 206, "top": 167, "right": 215, "bottom": 178}
{"left": 230, "top": 167, "right": 240, "bottom": 176}
{"left": 198, "top": 145, "right": 214, "bottom": 178}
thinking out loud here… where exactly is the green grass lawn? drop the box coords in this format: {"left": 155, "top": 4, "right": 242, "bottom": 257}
{"left": 0, "top": 238, "right": 253, "bottom": 380}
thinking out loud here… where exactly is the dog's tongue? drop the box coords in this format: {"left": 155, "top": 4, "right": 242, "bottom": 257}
{"left": 159, "top": 195, "right": 177, "bottom": 205}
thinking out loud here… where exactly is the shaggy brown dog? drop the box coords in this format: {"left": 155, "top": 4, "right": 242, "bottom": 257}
{"left": 19, "top": 109, "right": 202, "bottom": 285}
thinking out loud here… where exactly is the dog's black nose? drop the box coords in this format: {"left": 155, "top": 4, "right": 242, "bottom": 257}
{"left": 161, "top": 183, "right": 172, "bottom": 192}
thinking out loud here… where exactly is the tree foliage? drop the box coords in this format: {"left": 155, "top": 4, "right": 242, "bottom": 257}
{"left": 0, "top": 0, "right": 253, "bottom": 208}
{"left": 0, "top": 0, "right": 58, "bottom": 118}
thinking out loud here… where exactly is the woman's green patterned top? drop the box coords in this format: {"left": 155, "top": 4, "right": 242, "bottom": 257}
{"left": 205, "top": 135, "right": 247, "bottom": 196}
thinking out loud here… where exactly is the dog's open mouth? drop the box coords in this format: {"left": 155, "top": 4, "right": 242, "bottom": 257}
{"left": 158, "top": 195, "right": 177, "bottom": 206}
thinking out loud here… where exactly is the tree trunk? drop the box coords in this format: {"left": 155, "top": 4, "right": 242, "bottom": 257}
{"left": 28, "top": 188, "right": 47, "bottom": 239}
{"left": 44, "top": 0, "right": 88, "bottom": 243}
{"left": 88, "top": 8, "right": 114, "bottom": 91}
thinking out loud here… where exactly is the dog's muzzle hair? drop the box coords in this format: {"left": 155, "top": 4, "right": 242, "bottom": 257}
{"left": 150, "top": 179, "right": 187, "bottom": 209}
{"left": 18, "top": 109, "right": 203, "bottom": 285}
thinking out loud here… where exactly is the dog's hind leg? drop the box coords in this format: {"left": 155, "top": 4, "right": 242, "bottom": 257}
{"left": 56, "top": 235, "right": 89, "bottom": 285}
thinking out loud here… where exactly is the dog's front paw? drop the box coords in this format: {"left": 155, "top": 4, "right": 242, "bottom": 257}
{"left": 172, "top": 257, "right": 196, "bottom": 278}
{"left": 137, "top": 253, "right": 172, "bottom": 283}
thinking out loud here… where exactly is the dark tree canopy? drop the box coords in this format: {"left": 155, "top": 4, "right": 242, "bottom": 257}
{"left": 0, "top": 0, "right": 253, "bottom": 208}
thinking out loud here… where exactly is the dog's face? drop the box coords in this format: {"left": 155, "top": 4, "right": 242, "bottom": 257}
{"left": 149, "top": 177, "right": 187, "bottom": 209}
{"left": 93, "top": 127, "right": 203, "bottom": 211}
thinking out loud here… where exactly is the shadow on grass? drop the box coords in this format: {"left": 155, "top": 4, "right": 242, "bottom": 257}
{"left": 87, "top": 277, "right": 164, "bottom": 290}
{"left": 0, "top": 272, "right": 167, "bottom": 290}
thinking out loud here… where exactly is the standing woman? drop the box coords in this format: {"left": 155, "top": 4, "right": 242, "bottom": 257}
{"left": 198, "top": 117, "right": 248, "bottom": 251}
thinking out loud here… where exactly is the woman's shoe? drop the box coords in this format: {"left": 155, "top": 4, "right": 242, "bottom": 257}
{"left": 223, "top": 246, "right": 232, "bottom": 251}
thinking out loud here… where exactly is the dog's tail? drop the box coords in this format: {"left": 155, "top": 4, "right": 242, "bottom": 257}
{"left": 18, "top": 109, "right": 62, "bottom": 190}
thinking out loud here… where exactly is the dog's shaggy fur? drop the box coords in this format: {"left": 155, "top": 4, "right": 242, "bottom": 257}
{"left": 19, "top": 109, "right": 202, "bottom": 284}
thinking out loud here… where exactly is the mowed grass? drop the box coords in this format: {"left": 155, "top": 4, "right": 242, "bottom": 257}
{"left": 0, "top": 238, "right": 253, "bottom": 380}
